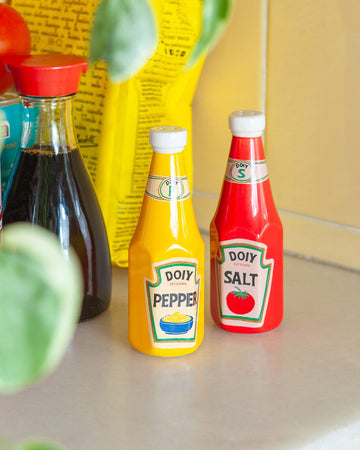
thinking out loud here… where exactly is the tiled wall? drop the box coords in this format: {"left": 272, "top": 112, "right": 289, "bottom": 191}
{"left": 193, "top": 0, "right": 360, "bottom": 270}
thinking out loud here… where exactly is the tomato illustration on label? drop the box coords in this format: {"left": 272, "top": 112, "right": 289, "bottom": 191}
{"left": 226, "top": 287, "right": 255, "bottom": 315}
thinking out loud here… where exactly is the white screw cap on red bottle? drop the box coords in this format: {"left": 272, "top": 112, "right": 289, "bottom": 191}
{"left": 229, "top": 110, "right": 265, "bottom": 137}
{"left": 149, "top": 126, "right": 187, "bottom": 154}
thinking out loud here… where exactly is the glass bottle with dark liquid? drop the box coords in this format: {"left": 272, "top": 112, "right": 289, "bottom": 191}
{"left": 3, "top": 54, "right": 112, "bottom": 320}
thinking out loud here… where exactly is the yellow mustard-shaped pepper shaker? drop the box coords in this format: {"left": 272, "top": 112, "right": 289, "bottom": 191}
{"left": 128, "top": 126, "right": 204, "bottom": 357}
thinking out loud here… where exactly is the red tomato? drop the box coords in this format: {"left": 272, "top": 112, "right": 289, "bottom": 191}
{"left": 226, "top": 288, "right": 255, "bottom": 315}
{"left": 0, "top": 4, "right": 31, "bottom": 94}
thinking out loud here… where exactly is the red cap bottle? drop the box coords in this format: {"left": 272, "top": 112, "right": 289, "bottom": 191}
{"left": 3, "top": 54, "right": 112, "bottom": 321}
{"left": 210, "top": 110, "right": 283, "bottom": 333}
{"left": 4, "top": 54, "right": 88, "bottom": 97}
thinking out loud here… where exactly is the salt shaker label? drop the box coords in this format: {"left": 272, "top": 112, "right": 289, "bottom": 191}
{"left": 215, "top": 239, "right": 274, "bottom": 328}
{"left": 225, "top": 158, "right": 269, "bottom": 184}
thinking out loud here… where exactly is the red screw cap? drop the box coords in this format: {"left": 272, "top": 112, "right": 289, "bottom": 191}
{"left": 4, "top": 54, "right": 88, "bottom": 97}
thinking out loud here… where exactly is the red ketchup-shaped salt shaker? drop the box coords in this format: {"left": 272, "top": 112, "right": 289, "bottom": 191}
{"left": 210, "top": 110, "right": 283, "bottom": 333}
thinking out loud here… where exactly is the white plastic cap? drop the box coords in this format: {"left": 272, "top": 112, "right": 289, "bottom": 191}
{"left": 229, "top": 110, "right": 265, "bottom": 137}
{"left": 149, "top": 126, "right": 187, "bottom": 154}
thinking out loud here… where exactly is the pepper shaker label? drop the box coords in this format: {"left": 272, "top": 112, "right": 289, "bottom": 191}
{"left": 215, "top": 239, "right": 274, "bottom": 328}
{"left": 225, "top": 158, "right": 269, "bottom": 184}
{"left": 145, "top": 175, "right": 191, "bottom": 201}
{"left": 145, "top": 258, "right": 200, "bottom": 348}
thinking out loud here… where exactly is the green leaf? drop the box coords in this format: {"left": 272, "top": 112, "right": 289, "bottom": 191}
{"left": 16, "top": 440, "right": 66, "bottom": 450}
{"left": 232, "top": 287, "right": 248, "bottom": 299}
{"left": 0, "top": 224, "right": 83, "bottom": 393}
{"left": 186, "top": 0, "right": 234, "bottom": 69}
{"left": 89, "top": 0, "right": 158, "bottom": 83}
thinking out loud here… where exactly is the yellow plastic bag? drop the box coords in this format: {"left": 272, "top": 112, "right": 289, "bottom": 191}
{"left": 95, "top": 0, "right": 204, "bottom": 266}
{"left": 12, "top": 0, "right": 204, "bottom": 267}
{"left": 12, "top": 0, "right": 107, "bottom": 183}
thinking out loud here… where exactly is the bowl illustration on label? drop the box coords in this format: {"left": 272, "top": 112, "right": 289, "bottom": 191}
{"left": 159, "top": 312, "right": 194, "bottom": 334}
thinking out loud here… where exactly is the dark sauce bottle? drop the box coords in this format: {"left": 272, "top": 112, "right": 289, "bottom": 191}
{"left": 3, "top": 54, "right": 112, "bottom": 320}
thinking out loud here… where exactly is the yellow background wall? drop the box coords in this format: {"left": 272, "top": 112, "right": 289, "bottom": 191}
{"left": 193, "top": 0, "right": 360, "bottom": 270}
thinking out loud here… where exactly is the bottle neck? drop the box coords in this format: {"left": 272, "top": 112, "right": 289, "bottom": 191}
{"left": 145, "top": 151, "right": 190, "bottom": 202}
{"left": 20, "top": 94, "right": 77, "bottom": 153}
{"left": 223, "top": 135, "right": 269, "bottom": 186}
{"left": 149, "top": 151, "right": 187, "bottom": 177}
{"left": 229, "top": 136, "right": 265, "bottom": 161}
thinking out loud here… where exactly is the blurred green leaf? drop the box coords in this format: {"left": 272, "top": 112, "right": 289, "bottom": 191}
{"left": 0, "top": 224, "right": 83, "bottom": 393}
{"left": 186, "top": 0, "right": 234, "bottom": 69}
{"left": 89, "top": 0, "right": 158, "bottom": 82}
{"left": 16, "top": 440, "right": 66, "bottom": 450}
{"left": 0, "top": 433, "right": 66, "bottom": 449}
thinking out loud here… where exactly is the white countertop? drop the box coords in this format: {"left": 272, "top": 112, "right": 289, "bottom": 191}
{"left": 1, "top": 239, "right": 360, "bottom": 450}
